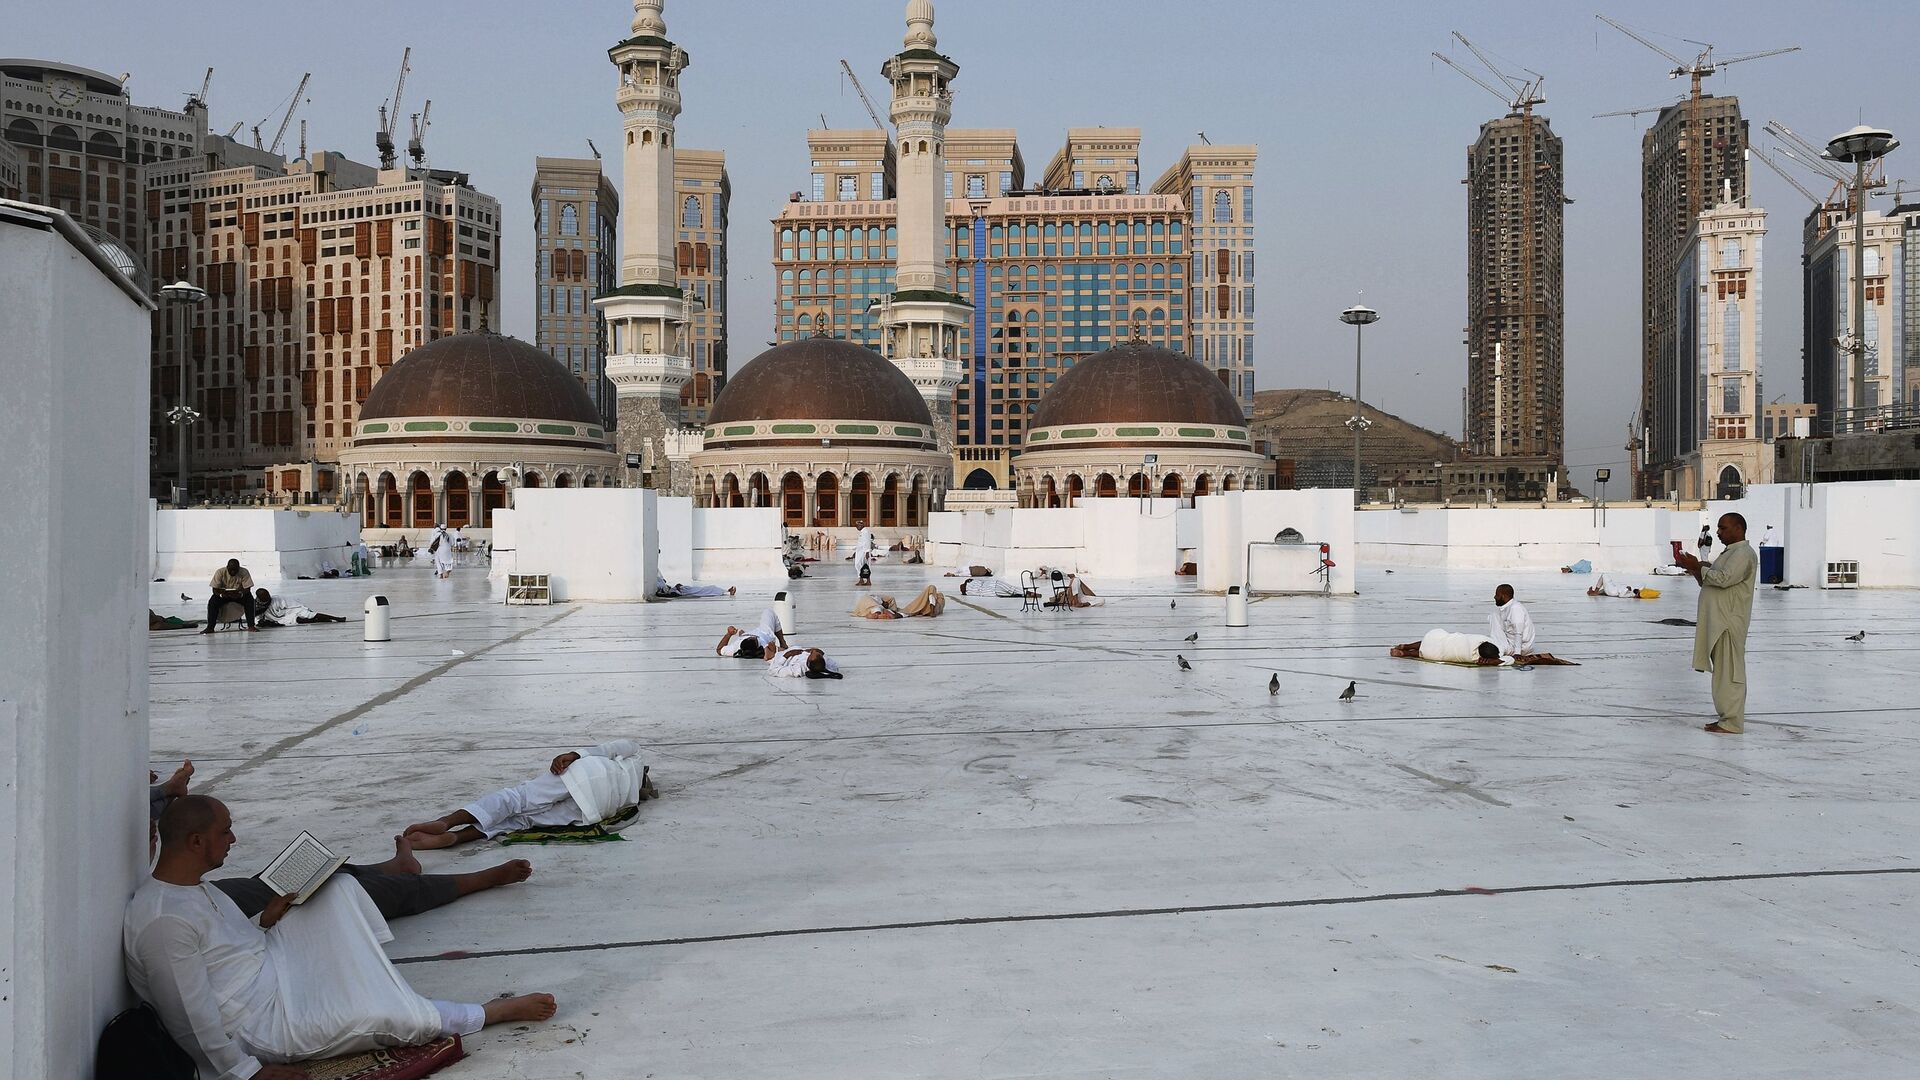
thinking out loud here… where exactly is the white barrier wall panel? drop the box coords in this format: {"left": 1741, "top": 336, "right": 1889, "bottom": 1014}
{"left": 691, "top": 507, "right": 786, "bottom": 579}
{"left": 511, "top": 489, "right": 658, "bottom": 601}
{"left": 0, "top": 214, "right": 151, "bottom": 1079}
{"left": 154, "top": 508, "right": 360, "bottom": 581}
{"left": 927, "top": 513, "right": 962, "bottom": 544}
{"left": 1816, "top": 481, "right": 1920, "bottom": 588}
{"left": 1007, "top": 508, "right": 1084, "bottom": 550}
{"left": 1079, "top": 499, "right": 1182, "bottom": 579}
{"left": 487, "top": 510, "right": 517, "bottom": 580}
{"left": 657, "top": 497, "right": 694, "bottom": 584}
{"left": 1199, "top": 491, "right": 1355, "bottom": 594}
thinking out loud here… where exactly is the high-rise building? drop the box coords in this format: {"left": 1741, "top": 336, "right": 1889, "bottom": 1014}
{"left": 594, "top": 0, "right": 699, "bottom": 492}
{"left": 1463, "top": 112, "right": 1564, "bottom": 472}
{"left": 1672, "top": 192, "right": 1769, "bottom": 498}
{"left": 147, "top": 153, "right": 501, "bottom": 496}
{"left": 1154, "top": 142, "right": 1259, "bottom": 415}
{"left": 674, "top": 148, "right": 729, "bottom": 423}
{"left": 532, "top": 156, "right": 619, "bottom": 428}
{"left": 1638, "top": 95, "right": 1749, "bottom": 494}
{"left": 1805, "top": 205, "right": 1911, "bottom": 428}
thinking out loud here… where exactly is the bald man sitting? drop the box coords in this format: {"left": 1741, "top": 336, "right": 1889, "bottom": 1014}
{"left": 126, "top": 796, "right": 555, "bottom": 1080}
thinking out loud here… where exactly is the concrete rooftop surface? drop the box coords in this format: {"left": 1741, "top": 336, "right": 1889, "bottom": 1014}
{"left": 148, "top": 564, "right": 1920, "bottom": 1079}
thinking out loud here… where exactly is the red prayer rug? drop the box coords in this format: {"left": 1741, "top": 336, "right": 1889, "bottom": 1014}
{"left": 303, "top": 1035, "right": 464, "bottom": 1080}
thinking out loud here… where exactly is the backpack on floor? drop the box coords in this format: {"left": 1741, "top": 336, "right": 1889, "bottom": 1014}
{"left": 97, "top": 1002, "right": 197, "bottom": 1079}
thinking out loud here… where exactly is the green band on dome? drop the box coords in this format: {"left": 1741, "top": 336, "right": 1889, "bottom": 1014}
{"left": 1177, "top": 427, "right": 1216, "bottom": 438}
{"left": 770, "top": 424, "right": 816, "bottom": 434}
{"left": 403, "top": 421, "right": 448, "bottom": 432}
{"left": 1115, "top": 426, "right": 1160, "bottom": 437}
{"left": 359, "top": 423, "right": 388, "bottom": 434}
{"left": 835, "top": 424, "right": 880, "bottom": 435}
{"left": 723, "top": 425, "right": 756, "bottom": 437}
{"left": 470, "top": 421, "right": 517, "bottom": 433}
{"left": 536, "top": 424, "right": 576, "bottom": 436}
{"left": 1061, "top": 428, "right": 1099, "bottom": 439}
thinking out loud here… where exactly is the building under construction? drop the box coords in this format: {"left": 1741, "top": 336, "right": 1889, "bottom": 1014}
{"left": 1640, "top": 96, "right": 1750, "bottom": 494}
{"left": 1465, "top": 111, "right": 1565, "bottom": 472}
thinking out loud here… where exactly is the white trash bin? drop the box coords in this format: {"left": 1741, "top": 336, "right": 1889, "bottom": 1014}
{"left": 363, "top": 595, "right": 392, "bottom": 641}
{"left": 1225, "top": 584, "right": 1249, "bottom": 627}
{"left": 772, "top": 590, "right": 796, "bottom": 636}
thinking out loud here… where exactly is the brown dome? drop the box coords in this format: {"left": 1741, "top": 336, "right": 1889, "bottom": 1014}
{"left": 1031, "top": 340, "right": 1247, "bottom": 429}
{"left": 707, "top": 336, "right": 933, "bottom": 427}
{"left": 358, "top": 331, "right": 601, "bottom": 425}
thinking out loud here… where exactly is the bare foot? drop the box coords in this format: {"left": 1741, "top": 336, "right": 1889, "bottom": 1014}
{"left": 488, "top": 859, "right": 533, "bottom": 886}
{"left": 727, "top": 586, "right": 737, "bottom": 596}
{"left": 406, "top": 830, "right": 461, "bottom": 850}
{"left": 483, "top": 993, "right": 557, "bottom": 1026}
{"left": 375, "top": 834, "right": 423, "bottom": 876}
{"left": 161, "top": 759, "right": 195, "bottom": 799}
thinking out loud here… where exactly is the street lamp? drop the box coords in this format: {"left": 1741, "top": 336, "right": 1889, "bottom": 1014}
{"left": 1339, "top": 303, "right": 1379, "bottom": 506}
{"left": 158, "top": 279, "right": 208, "bottom": 504}
{"left": 1823, "top": 125, "right": 1899, "bottom": 431}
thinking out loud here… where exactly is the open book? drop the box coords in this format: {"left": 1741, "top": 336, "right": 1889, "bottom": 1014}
{"left": 256, "top": 831, "right": 348, "bottom": 905}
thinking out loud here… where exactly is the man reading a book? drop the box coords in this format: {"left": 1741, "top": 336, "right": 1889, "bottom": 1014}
{"left": 126, "top": 795, "right": 557, "bottom": 1080}
{"left": 402, "top": 740, "right": 657, "bottom": 848}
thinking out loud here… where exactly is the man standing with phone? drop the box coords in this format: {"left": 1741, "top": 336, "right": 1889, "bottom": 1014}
{"left": 1677, "top": 513, "right": 1757, "bottom": 734}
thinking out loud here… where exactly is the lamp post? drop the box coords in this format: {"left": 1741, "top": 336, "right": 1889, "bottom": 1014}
{"left": 1823, "top": 125, "right": 1899, "bottom": 432}
{"left": 1340, "top": 303, "right": 1379, "bottom": 506}
{"left": 158, "top": 279, "right": 208, "bottom": 504}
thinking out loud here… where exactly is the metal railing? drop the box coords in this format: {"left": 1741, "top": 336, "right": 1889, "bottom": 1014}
{"left": 1827, "top": 401, "right": 1920, "bottom": 436}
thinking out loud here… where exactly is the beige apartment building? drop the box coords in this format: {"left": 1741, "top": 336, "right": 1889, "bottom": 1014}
{"left": 674, "top": 148, "right": 730, "bottom": 423}
{"left": 532, "top": 156, "right": 619, "bottom": 427}
{"left": 148, "top": 151, "right": 501, "bottom": 496}
{"left": 1672, "top": 193, "right": 1770, "bottom": 499}
{"left": 1153, "top": 141, "right": 1258, "bottom": 414}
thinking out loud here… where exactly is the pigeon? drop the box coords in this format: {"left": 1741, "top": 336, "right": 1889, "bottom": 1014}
{"left": 1268, "top": 673, "right": 1280, "bottom": 696}
{"left": 1176, "top": 654, "right": 1192, "bottom": 671}
{"left": 1846, "top": 630, "right": 1867, "bottom": 642}
{"left": 1170, "top": 600, "right": 1176, "bottom": 609}
{"left": 179, "top": 593, "right": 192, "bottom": 602}
{"left": 1184, "top": 632, "right": 1199, "bottom": 643}
{"left": 1338, "top": 681, "right": 1356, "bottom": 702}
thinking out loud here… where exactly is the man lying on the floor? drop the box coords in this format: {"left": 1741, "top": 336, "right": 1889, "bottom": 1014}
{"left": 655, "top": 574, "right": 736, "bottom": 598}
{"left": 253, "top": 588, "right": 346, "bottom": 627}
{"left": 127, "top": 796, "right": 556, "bottom": 1080}
{"left": 1587, "top": 574, "right": 1643, "bottom": 598}
{"left": 766, "top": 646, "right": 843, "bottom": 679}
{"left": 851, "top": 585, "right": 944, "bottom": 618}
{"left": 957, "top": 576, "right": 1024, "bottom": 598}
{"left": 1390, "top": 629, "right": 1577, "bottom": 666}
{"left": 716, "top": 608, "right": 787, "bottom": 658}
{"left": 402, "top": 740, "right": 657, "bottom": 849}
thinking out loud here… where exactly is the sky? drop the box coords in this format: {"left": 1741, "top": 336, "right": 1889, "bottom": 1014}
{"left": 17, "top": 0, "right": 1919, "bottom": 491}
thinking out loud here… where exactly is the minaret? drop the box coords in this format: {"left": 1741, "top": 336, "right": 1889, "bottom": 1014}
{"left": 596, "top": 0, "right": 696, "bottom": 494}
{"left": 880, "top": 0, "right": 967, "bottom": 462}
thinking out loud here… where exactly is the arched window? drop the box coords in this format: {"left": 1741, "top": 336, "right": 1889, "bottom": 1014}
{"left": 1720, "top": 239, "right": 1741, "bottom": 268}
{"left": 1212, "top": 189, "right": 1232, "bottom": 223}
{"left": 682, "top": 195, "right": 702, "bottom": 227}
{"left": 559, "top": 204, "right": 579, "bottom": 237}
{"left": 1864, "top": 247, "right": 1882, "bottom": 276}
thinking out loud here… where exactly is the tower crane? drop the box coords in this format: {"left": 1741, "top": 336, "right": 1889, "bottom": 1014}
{"left": 1765, "top": 118, "right": 1865, "bottom": 209}
{"left": 1433, "top": 31, "right": 1552, "bottom": 460}
{"left": 838, "top": 59, "right": 888, "bottom": 132}
{"left": 1747, "top": 147, "right": 1823, "bottom": 208}
{"left": 376, "top": 47, "right": 411, "bottom": 170}
{"left": 185, "top": 68, "right": 212, "bottom": 114}
{"left": 1595, "top": 15, "right": 1799, "bottom": 221}
{"left": 251, "top": 73, "right": 309, "bottom": 156}
{"left": 407, "top": 100, "right": 432, "bottom": 168}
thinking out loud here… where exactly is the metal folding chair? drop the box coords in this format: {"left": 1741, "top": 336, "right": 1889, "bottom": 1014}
{"left": 1019, "top": 570, "right": 1042, "bottom": 612}
{"left": 1048, "top": 569, "right": 1072, "bottom": 611}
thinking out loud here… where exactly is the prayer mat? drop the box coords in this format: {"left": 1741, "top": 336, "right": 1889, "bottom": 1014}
{"left": 304, "top": 1036, "right": 464, "bottom": 1080}
{"left": 499, "top": 804, "right": 638, "bottom": 845}
{"left": 1651, "top": 617, "right": 1698, "bottom": 627}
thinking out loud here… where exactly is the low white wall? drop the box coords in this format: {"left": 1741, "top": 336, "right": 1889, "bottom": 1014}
{"left": 1355, "top": 505, "right": 1693, "bottom": 573}
{"left": 691, "top": 508, "right": 786, "bottom": 580}
{"left": 510, "top": 489, "right": 659, "bottom": 601}
{"left": 1720, "top": 481, "right": 1920, "bottom": 588}
{"left": 657, "top": 497, "right": 694, "bottom": 584}
{"left": 1198, "top": 490, "right": 1356, "bottom": 595}
{"left": 486, "top": 510, "right": 518, "bottom": 581}
{"left": 153, "top": 507, "right": 361, "bottom": 581}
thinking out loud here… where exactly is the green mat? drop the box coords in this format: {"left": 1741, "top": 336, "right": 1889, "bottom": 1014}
{"left": 498, "top": 804, "right": 638, "bottom": 845}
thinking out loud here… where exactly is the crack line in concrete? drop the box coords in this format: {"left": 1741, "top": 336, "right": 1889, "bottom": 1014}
{"left": 1391, "top": 764, "right": 1512, "bottom": 807}
{"left": 392, "top": 865, "right": 1920, "bottom": 966}
{"left": 197, "top": 608, "right": 577, "bottom": 795}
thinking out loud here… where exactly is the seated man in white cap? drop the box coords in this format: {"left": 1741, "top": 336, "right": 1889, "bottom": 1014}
{"left": 401, "top": 741, "right": 657, "bottom": 848}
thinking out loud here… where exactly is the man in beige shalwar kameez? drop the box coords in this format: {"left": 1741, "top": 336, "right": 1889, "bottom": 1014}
{"left": 1677, "top": 512, "right": 1758, "bottom": 734}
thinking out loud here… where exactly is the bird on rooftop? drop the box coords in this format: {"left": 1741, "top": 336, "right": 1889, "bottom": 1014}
{"left": 1170, "top": 600, "right": 1176, "bottom": 609}
{"left": 1268, "top": 673, "right": 1280, "bottom": 696}
{"left": 1846, "top": 630, "right": 1867, "bottom": 642}
{"left": 1338, "top": 681, "right": 1356, "bottom": 701}
{"left": 1184, "top": 632, "right": 1198, "bottom": 643}
{"left": 179, "top": 593, "right": 191, "bottom": 602}
{"left": 1176, "top": 655, "right": 1192, "bottom": 671}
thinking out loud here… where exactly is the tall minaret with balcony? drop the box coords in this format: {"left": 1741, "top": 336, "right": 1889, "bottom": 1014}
{"left": 596, "top": 0, "right": 696, "bottom": 493}
{"left": 880, "top": 0, "right": 968, "bottom": 459}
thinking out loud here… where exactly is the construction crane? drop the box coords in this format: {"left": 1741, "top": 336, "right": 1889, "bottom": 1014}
{"left": 838, "top": 58, "right": 888, "bottom": 132}
{"left": 185, "top": 68, "right": 212, "bottom": 114}
{"left": 376, "top": 47, "right": 411, "bottom": 170}
{"left": 1434, "top": 31, "right": 1551, "bottom": 460}
{"left": 407, "top": 100, "right": 431, "bottom": 168}
{"left": 1595, "top": 15, "right": 1799, "bottom": 223}
{"left": 587, "top": 138, "right": 601, "bottom": 160}
{"left": 1748, "top": 147, "right": 1824, "bottom": 207}
{"left": 251, "top": 73, "right": 309, "bottom": 155}
{"left": 224, "top": 121, "right": 243, "bottom": 139}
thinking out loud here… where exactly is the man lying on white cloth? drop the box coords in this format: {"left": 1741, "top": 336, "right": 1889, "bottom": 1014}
{"left": 402, "top": 741, "right": 656, "bottom": 848}
{"left": 655, "top": 573, "right": 736, "bottom": 598}
{"left": 1587, "top": 574, "right": 1642, "bottom": 598}
{"left": 958, "top": 575, "right": 1025, "bottom": 598}
{"left": 766, "top": 646, "right": 843, "bottom": 679}
{"left": 253, "top": 588, "right": 347, "bottom": 627}
{"left": 716, "top": 608, "right": 788, "bottom": 658}
{"left": 1390, "top": 629, "right": 1511, "bottom": 666}
{"left": 127, "top": 796, "right": 555, "bottom": 1080}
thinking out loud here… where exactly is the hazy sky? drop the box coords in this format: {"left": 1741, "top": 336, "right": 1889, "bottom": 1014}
{"left": 17, "top": 0, "right": 1918, "bottom": 489}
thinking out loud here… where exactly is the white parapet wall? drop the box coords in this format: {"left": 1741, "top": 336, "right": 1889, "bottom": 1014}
{"left": 510, "top": 488, "right": 659, "bottom": 601}
{"left": 1355, "top": 505, "right": 1697, "bottom": 572}
{"left": 1197, "top": 490, "right": 1357, "bottom": 595}
{"left": 1716, "top": 481, "right": 1920, "bottom": 589}
{"left": 657, "top": 496, "right": 694, "bottom": 584}
{"left": 153, "top": 507, "right": 362, "bottom": 581}
{"left": 692, "top": 507, "right": 787, "bottom": 580}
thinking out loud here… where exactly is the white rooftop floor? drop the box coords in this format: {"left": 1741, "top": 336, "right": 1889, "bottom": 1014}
{"left": 148, "top": 564, "right": 1920, "bottom": 1078}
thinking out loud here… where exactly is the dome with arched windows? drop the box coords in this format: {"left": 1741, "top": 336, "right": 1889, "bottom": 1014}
{"left": 339, "top": 329, "right": 619, "bottom": 534}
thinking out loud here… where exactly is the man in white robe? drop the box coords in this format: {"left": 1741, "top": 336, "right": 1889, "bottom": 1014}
{"left": 655, "top": 573, "right": 735, "bottom": 598}
{"left": 402, "top": 741, "right": 654, "bottom": 847}
{"left": 253, "top": 588, "right": 346, "bottom": 627}
{"left": 1487, "top": 583, "right": 1536, "bottom": 656}
{"left": 1587, "top": 575, "right": 1641, "bottom": 598}
{"left": 853, "top": 526, "right": 877, "bottom": 583}
{"left": 427, "top": 524, "right": 455, "bottom": 578}
{"left": 766, "top": 646, "right": 843, "bottom": 679}
{"left": 1390, "top": 630, "right": 1509, "bottom": 665}
{"left": 958, "top": 576, "right": 1025, "bottom": 598}
{"left": 127, "top": 796, "right": 555, "bottom": 1080}
{"left": 715, "top": 608, "right": 788, "bottom": 658}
